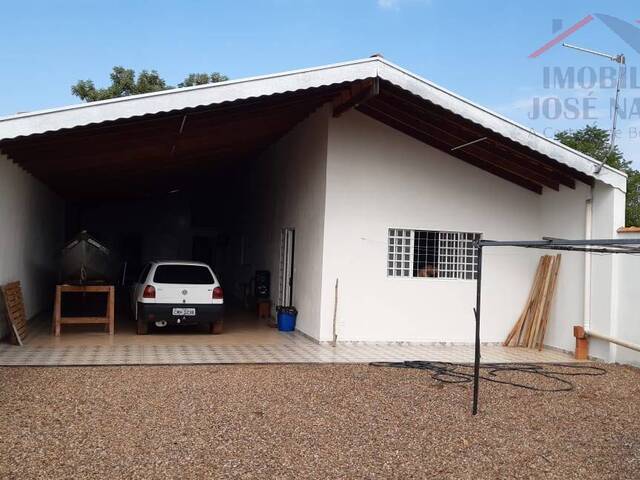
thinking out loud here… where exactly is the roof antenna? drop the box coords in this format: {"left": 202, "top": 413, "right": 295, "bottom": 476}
{"left": 562, "top": 43, "right": 626, "bottom": 174}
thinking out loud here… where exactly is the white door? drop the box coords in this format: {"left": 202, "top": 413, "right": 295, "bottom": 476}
{"left": 278, "top": 228, "right": 295, "bottom": 307}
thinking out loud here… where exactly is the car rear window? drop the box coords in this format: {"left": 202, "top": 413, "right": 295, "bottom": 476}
{"left": 153, "top": 265, "right": 214, "bottom": 284}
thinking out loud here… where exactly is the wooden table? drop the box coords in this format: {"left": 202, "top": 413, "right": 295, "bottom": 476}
{"left": 53, "top": 284, "right": 115, "bottom": 336}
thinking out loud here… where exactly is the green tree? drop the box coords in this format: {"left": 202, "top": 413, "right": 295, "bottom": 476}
{"left": 71, "top": 67, "right": 169, "bottom": 101}
{"left": 178, "top": 72, "right": 229, "bottom": 87}
{"left": 72, "top": 67, "right": 228, "bottom": 102}
{"left": 555, "top": 125, "right": 640, "bottom": 226}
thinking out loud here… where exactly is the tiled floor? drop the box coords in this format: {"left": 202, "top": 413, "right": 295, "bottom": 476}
{"left": 27, "top": 308, "right": 290, "bottom": 346}
{"left": 0, "top": 309, "right": 578, "bottom": 366}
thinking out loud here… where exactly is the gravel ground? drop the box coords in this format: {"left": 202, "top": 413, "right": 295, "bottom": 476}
{"left": 0, "top": 363, "right": 638, "bottom": 479}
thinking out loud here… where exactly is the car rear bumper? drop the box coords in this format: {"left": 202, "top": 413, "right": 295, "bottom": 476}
{"left": 137, "top": 302, "right": 224, "bottom": 325}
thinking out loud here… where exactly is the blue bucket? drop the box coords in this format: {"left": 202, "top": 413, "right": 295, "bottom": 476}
{"left": 277, "top": 311, "right": 297, "bottom": 332}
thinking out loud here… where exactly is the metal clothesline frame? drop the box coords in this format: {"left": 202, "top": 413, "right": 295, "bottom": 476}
{"left": 471, "top": 237, "right": 640, "bottom": 415}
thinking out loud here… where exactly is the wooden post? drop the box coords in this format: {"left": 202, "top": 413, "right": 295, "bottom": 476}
{"left": 107, "top": 286, "right": 115, "bottom": 335}
{"left": 573, "top": 325, "right": 589, "bottom": 360}
{"left": 54, "top": 285, "right": 62, "bottom": 337}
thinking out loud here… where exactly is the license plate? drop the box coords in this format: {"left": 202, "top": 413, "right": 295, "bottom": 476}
{"left": 172, "top": 308, "right": 196, "bottom": 316}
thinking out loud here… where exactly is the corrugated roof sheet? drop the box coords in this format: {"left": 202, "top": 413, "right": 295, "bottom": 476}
{"left": 0, "top": 56, "right": 626, "bottom": 191}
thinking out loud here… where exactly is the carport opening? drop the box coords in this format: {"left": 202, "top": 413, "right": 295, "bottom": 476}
{"left": 66, "top": 191, "right": 250, "bottom": 332}
{"left": 48, "top": 152, "right": 288, "bottom": 340}
{"left": 0, "top": 86, "right": 344, "bottom": 342}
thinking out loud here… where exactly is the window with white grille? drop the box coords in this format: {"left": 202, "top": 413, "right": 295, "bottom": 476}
{"left": 387, "top": 229, "right": 480, "bottom": 280}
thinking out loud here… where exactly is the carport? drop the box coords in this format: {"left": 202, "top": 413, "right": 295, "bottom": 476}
{"left": 0, "top": 85, "right": 349, "bottom": 200}
{"left": 0, "top": 68, "right": 372, "bottom": 343}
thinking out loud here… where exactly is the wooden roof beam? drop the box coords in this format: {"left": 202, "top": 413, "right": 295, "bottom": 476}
{"left": 5, "top": 95, "right": 333, "bottom": 161}
{"left": 333, "top": 78, "right": 379, "bottom": 117}
{"left": 0, "top": 85, "right": 345, "bottom": 150}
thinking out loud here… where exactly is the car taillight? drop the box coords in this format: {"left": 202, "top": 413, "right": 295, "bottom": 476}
{"left": 143, "top": 285, "right": 156, "bottom": 298}
{"left": 213, "top": 286, "right": 223, "bottom": 300}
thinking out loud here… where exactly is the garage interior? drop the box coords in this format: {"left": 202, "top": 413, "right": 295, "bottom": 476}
{"left": 0, "top": 82, "right": 360, "bottom": 345}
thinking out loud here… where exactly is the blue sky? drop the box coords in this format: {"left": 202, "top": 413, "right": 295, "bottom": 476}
{"left": 1, "top": 1, "right": 639, "bottom": 165}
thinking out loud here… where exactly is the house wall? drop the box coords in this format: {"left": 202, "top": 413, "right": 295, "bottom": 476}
{"left": 320, "top": 110, "right": 596, "bottom": 347}
{"left": 589, "top": 182, "right": 627, "bottom": 361}
{"left": 0, "top": 153, "right": 64, "bottom": 338}
{"left": 322, "top": 111, "right": 538, "bottom": 343}
{"left": 539, "top": 182, "right": 590, "bottom": 351}
{"left": 613, "top": 231, "right": 640, "bottom": 366}
{"left": 243, "top": 107, "right": 330, "bottom": 339}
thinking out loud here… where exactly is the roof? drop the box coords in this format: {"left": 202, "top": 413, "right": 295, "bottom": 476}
{"left": 0, "top": 56, "right": 627, "bottom": 198}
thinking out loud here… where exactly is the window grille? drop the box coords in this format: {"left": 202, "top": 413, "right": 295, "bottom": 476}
{"left": 387, "top": 228, "right": 480, "bottom": 280}
{"left": 387, "top": 229, "right": 413, "bottom": 277}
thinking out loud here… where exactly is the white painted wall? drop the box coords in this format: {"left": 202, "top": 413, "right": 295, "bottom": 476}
{"left": 322, "top": 111, "right": 540, "bottom": 343}
{"left": 243, "top": 107, "right": 330, "bottom": 339}
{"left": 237, "top": 105, "right": 628, "bottom": 354}
{"left": 320, "top": 110, "right": 605, "bottom": 348}
{"left": 613, "top": 231, "right": 640, "bottom": 366}
{"left": 0, "top": 153, "right": 64, "bottom": 337}
{"left": 588, "top": 182, "right": 627, "bottom": 360}
{"left": 539, "top": 182, "right": 590, "bottom": 351}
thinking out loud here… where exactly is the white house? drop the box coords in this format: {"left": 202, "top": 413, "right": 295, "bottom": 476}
{"left": 0, "top": 56, "right": 637, "bottom": 363}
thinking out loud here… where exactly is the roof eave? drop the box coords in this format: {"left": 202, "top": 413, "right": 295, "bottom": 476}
{"left": 0, "top": 57, "right": 380, "bottom": 139}
{"left": 375, "top": 60, "right": 627, "bottom": 192}
{"left": 0, "top": 56, "right": 627, "bottom": 191}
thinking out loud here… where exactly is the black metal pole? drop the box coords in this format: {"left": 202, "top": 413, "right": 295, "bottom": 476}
{"left": 472, "top": 245, "right": 483, "bottom": 415}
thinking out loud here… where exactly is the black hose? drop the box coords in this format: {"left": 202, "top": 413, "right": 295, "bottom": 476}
{"left": 370, "top": 361, "right": 606, "bottom": 392}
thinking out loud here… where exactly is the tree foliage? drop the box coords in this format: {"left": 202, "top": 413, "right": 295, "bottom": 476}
{"left": 71, "top": 67, "right": 228, "bottom": 102}
{"left": 555, "top": 125, "right": 640, "bottom": 226}
{"left": 178, "top": 72, "right": 229, "bottom": 87}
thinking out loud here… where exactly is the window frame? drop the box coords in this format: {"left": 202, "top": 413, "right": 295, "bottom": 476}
{"left": 386, "top": 227, "right": 482, "bottom": 281}
{"left": 152, "top": 264, "right": 215, "bottom": 285}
